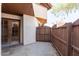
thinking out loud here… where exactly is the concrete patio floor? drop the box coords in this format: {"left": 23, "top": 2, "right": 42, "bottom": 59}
{"left": 2, "top": 42, "right": 58, "bottom": 56}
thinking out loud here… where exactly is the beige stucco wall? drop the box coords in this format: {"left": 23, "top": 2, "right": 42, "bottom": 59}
{"left": 23, "top": 14, "right": 38, "bottom": 45}
{"left": 33, "top": 4, "right": 47, "bottom": 19}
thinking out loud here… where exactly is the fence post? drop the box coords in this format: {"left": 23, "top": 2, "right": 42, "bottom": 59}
{"left": 66, "top": 23, "right": 72, "bottom": 56}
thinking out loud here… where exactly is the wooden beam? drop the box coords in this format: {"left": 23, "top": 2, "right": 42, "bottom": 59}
{"left": 40, "top": 3, "right": 52, "bottom": 9}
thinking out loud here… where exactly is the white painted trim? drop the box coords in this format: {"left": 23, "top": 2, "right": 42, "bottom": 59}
{"left": 2, "top": 13, "right": 22, "bottom": 20}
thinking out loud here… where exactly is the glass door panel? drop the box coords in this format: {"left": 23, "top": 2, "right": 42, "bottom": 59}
{"left": 2, "top": 18, "right": 20, "bottom": 47}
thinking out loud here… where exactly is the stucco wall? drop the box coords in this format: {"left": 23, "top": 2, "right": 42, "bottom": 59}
{"left": 1, "top": 13, "right": 38, "bottom": 46}
{"left": 33, "top": 4, "right": 47, "bottom": 19}
{"left": 23, "top": 14, "right": 38, "bottom": 45}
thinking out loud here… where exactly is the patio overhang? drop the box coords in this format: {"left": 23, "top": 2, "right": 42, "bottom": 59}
{"left": 2, "top": 3, "right": 34, "bottom": 16}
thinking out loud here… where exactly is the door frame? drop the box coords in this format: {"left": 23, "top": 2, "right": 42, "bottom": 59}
{"left": 1, "top": 18, "right": 21, "bottom": 46}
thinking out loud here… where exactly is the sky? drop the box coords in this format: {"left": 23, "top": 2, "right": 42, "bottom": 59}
{"left": 45, "top": 8, "right": 79, "bottom": 27}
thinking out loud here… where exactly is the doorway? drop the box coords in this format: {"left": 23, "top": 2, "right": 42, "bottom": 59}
{"left": 1, "top": 18, "right": 21, "bottom": 47}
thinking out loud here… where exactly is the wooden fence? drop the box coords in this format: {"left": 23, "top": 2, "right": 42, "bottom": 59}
{"left": 36, "top": 21, "right": 79, "bottom": 56}
{"left": 51, "top": 23, "right": 79, "bottom": 56}
{"left": 36, "top": 26, "right": 51, "bottom": 42}
{"left": 71, "top": 24, "right": 79, "bottom": 55}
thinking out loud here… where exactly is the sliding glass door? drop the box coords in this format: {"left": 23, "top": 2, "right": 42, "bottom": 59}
{"left": 1, "top": 18, "right": 20, "bottom": 47}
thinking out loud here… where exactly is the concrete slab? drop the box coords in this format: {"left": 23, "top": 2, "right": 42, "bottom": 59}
{"left": 2, "top": 42, "right": 58, "bottom": 56}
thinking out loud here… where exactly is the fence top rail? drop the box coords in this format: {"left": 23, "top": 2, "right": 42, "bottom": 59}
{"left": 72, "top": 24, "right": 79, "bottom": 27}
{"left": 52, "top": 26, "right": 67, "bottom": 29}
{"left": 51, "top": 24, "right": 79, "bottom": 29}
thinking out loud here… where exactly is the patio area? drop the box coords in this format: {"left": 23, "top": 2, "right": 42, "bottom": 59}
{"left": 2, "top": 42, "right": 58, "bottom": 56}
